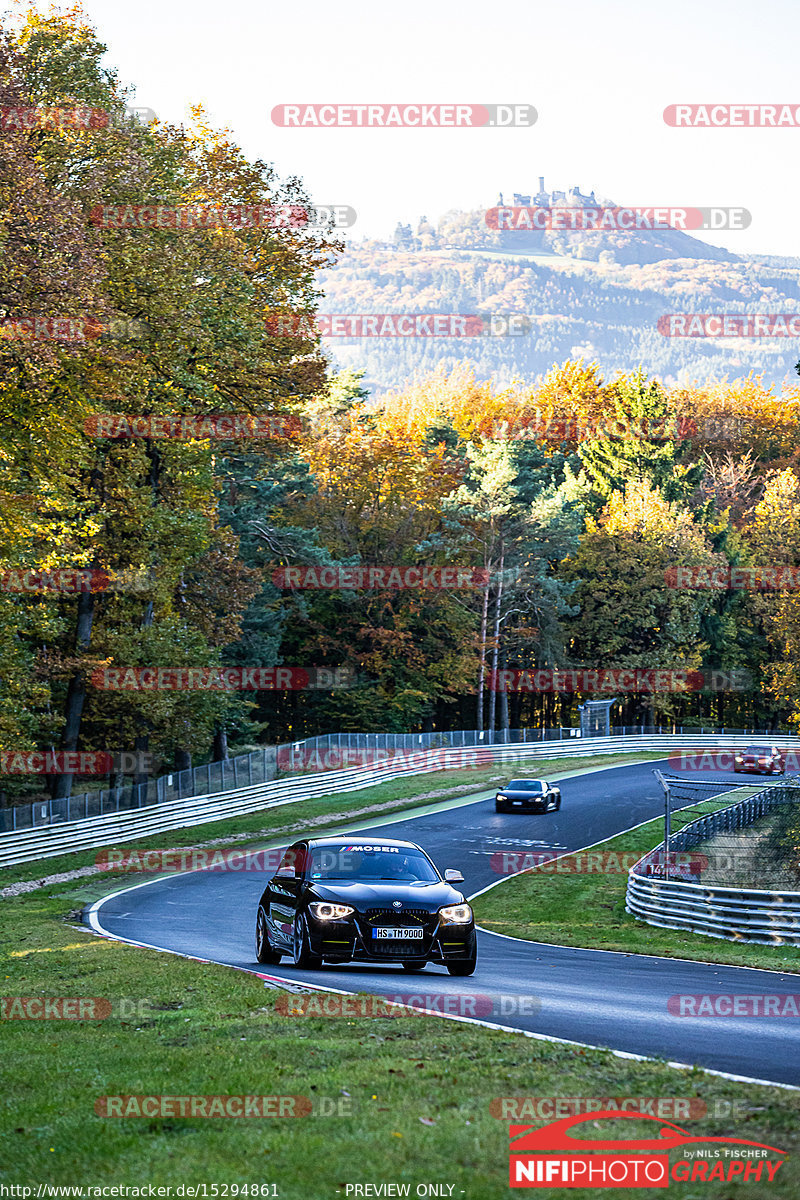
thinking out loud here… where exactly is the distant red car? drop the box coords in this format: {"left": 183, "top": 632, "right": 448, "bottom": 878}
{"left": 733, "top": 744, "right": 785, "bottom": 775}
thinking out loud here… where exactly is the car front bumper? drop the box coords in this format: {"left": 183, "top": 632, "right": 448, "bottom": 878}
{"left": 305, "top": 913, "right": 476, "bottom": 963}
{"left": 497, "top": 796, "right": 550, "bottom": 809}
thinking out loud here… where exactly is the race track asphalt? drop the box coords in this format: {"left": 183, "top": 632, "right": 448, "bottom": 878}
{"left": 86, "top": 758, "right": 800, "bottom": 1086}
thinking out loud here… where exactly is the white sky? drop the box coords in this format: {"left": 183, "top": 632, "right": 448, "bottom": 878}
{"left": 26, "top": 0, "right": 800, "bottom": 256}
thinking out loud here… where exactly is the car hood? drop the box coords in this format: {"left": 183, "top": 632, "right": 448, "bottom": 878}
{"left": 304, "top": 881, "right": 466, "bottom": 910}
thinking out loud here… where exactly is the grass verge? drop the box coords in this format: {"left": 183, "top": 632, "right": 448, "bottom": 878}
{"left": 0, "top": 878, "right": 799, "bottom": 1196}
{"left": 472, "top": 793, "right": 800, "bottom": 973}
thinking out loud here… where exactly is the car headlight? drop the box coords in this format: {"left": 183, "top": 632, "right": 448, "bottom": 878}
{"left": 308, "top": 902, "right": 354, "bottom": 920}
{"left": 438, "top": 903, "right": 473, "bottom": 924}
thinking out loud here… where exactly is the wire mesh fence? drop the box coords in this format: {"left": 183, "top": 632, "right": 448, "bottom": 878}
{"left": 0, "top": 723, "right": 782, "bottom": 833}
{"left": 682, "top": 783, "right": 800, "bottom": 890}
{"left": 628, "top": 780, "right": 800, "bottom": 944}
{"left": 655, "top": 777, "right": 800, "bottom": 890}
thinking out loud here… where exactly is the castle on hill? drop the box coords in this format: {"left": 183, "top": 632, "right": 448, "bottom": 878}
{"left": 497, "top": 178, "right": 598, "bottom": 207}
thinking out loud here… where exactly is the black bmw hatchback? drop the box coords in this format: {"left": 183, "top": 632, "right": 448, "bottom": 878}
{"left": 255, "top": 836, "right": 477, "bottom": 975}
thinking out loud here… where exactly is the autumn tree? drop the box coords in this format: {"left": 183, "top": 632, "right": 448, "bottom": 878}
{"left": 1, "top": 6, "right": 336, "bottom": 796}
{"left": 744, "top": 470, "right": 800, "bottom": 728}
{"left": 579, "top": 371, "right": 703, "bottom": 507}
{"left": 561, "top": 481, "right": 722, "bottom": 724}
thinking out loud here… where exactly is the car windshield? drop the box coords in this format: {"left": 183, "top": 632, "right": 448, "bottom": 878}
{"left": 507, "top": 779, "right": 544, "bottom": 791}
{"left": 747, "top": 746, "right": 773, "bottom": 754}
{"left": 307, "top": 844, "right": 440, "bottom": 883}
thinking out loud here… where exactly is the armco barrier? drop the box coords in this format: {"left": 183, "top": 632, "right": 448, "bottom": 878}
{"left": 0, "top": 746, "right": 279, "bottom": 834}
{"left": 626, "top": 783, "right": 800, "bottom": 945}
{"left": 3, "top": 734, "right": 800, "bottom": 871}
{"left": 0, "top": 723, "right": 777, "bottom": 833}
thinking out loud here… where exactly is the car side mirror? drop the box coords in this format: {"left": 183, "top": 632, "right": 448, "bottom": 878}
{"left": 444, "top": 868, "right": 464, "bottom": 883}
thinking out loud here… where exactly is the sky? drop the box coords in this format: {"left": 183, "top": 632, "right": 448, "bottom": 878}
{"left": 22, "top": 0, "right": 800, "bottom": 257}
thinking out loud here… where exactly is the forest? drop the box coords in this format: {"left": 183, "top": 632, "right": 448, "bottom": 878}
{"left": 2, "top": 9, "right": 800, "bottom": 806}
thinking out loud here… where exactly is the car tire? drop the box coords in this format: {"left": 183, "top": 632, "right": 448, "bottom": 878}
{"left": 553, "top": 792, "right": 561, "bottom": 811}
{"left": 255, "top": 905, "right": 282, "bottom": 965}
{"left": 292, "top": 913, "right": 322, "bottom": 969}
{"left": 401, "top": 960, "right": 427, "bottom": 972}
{"left": 495, "top": 801, "right": 506, "bottom": 813}
{"left": 447, "top": 953, "right": 477, "bottom": 977}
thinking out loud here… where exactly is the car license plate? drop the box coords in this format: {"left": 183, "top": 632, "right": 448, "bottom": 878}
{"left": 372, "top": 927, "right": 424, "bottom": 939}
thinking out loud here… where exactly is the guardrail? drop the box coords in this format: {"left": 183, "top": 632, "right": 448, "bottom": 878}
{"left": 626, "top": 783, "right": 800, "bottom": 945}
{"left": 4, "top": 733, "right": 800, "bottom": 871}
{"left": 1, "top": 722, "right": 782, "bottom": 833}
{"left": 0, "top": 746, "right": 280, "bottom": 834}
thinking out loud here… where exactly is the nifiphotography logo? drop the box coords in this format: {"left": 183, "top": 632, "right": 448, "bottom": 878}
{"left": 508, "top": 1111, "right": 786, "bottom": 1188}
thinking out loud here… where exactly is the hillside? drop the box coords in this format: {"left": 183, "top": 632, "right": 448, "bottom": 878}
{"left": 319, "top": 198, "right": 800, "bottom": 395}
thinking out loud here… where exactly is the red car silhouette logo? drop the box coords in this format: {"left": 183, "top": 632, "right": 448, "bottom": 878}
{"left": 510, "top": 1110, "right": 784, "bottom": 1155}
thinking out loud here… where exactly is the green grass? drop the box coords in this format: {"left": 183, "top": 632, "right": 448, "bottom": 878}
{"left": 1, "top": 881, "right": 799, "bottom": 1196}
{"left": 0, "top": 752, "right": 666, "bottom": 889}
{"left": 472, "top": 792, "right": 800, "bottom": 973}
